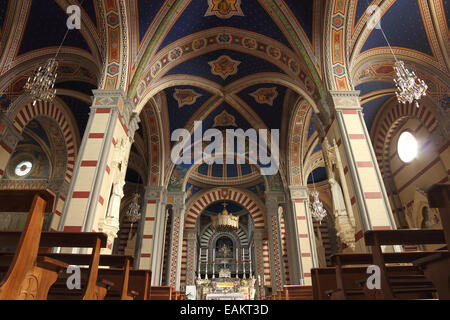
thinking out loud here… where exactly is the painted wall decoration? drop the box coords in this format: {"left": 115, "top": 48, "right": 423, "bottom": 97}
{"left": 249, "top": 87, "right": 278, "bottom": 106}
{"left": 173, "top": 88, "right": 202, "bottom": 108}
{"left": 208, "top": 55, "right": 241, "bottom": 80}
{"left": 205, "top": 0, "right": 244, "bottom": 19}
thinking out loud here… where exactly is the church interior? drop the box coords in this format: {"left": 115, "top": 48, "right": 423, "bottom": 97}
{"left": 0, "top": 0, "right": 449, "bottom": 301}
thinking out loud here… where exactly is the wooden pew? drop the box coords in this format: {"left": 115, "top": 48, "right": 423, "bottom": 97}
{"left": 330, "top": 252, "right": 437, "bottom": 300}
{"left": 149, "top": 286, "right": 173, "bottom": 300}
{"left": 42, "top": 253, "right": 135, "bottom": 300}
{"left": 0, "top": 190, "right": 68, "bottom": 300}
{"left": 2, "top": 231, "right": 110, "bottom": 300}
{"left": 283, "top": 285, "right": 313, "bottom": 300}
{"left": 413, "top": 184, "right": 450, "bottom": 300}
{"left": 127, "top": 270, "right": 151, "bottom": 300}
{"left": 364, "top": 229, "right": 447, "bottom": 299}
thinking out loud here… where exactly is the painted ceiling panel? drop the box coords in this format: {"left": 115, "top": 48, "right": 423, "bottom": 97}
{"left": 164, "top": 50, "right": 284, "bottom": 86}
{"left": 236, "top": 83, "right": 286, "bottom": 130}
{"left": 157, "top": 0, "right": 293, "bottom": 52}
{"left": 353, "top": 0, "right": 370, "bottom": 29}
{"left": 307, "top": 166, "right": 327, "bottom": 184}
{"left": 0, "top": 0, "right": 8, "bottom": 32}
{"left": 137, "top": 0, "right": 166, "bottom": 42}
{"left": 165, "top": 85, "right": 213, "bottom": 134}
{"left": 19, "top": 0, "right": 91, "bottom": 56}
{"left": 361, "top": 95, "right": 394, "bottom": 131}
{"left": 81, "top": 0, "right": 98, "bottom": 28}
{"left": 59, "top": 95, "right": 91, "bottom": 137}
{"left": 361, "top": 0, "right": 433, "bottom": 56}
{"left": 356, "top": 80, "right": 395, "bottom": 96}
{"left": 282, "top": 0, "right": 314, "bottom": 42}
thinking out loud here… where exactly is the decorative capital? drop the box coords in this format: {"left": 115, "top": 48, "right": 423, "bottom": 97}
{"left": 329, "top": 90, "right": 362, "bottom": 111}
{"left": 145, "top": 186, "right": 167, "bottom": 202}
{"left": 289, "top": 186, "right": 309, "bottom": 200}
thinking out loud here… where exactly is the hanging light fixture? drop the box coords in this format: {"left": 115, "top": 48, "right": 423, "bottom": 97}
{"left": 211, "top": 203, "right": 239, "bottom": 232}
{"left": 126, "top": 193, "right": 142, "bottom": 225}
{"left": 24, "top": 58, "right": 58, "bottom": 106}
{"left": 371, "top": 6, "right": 428, "bottom": 108}
{"left": 309, "top": 170, "right": 327, "bottom": 224}
{"left": 23, "top": 1, "right": 84, "bottom": 106}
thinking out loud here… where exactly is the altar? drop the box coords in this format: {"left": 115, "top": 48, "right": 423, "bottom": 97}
{"left": 196, "top": 272, "right": 256, "bottom": 300}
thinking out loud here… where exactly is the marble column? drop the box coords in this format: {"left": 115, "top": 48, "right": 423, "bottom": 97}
{"left": 328, "top": 91, "right": 396, "bottom": 247}
{"left": 253, "top": 230, "right": 265, "bottom": 299}
{"left": 136, "top": 186, "right": 166, "bottom": 279}
{"left": 265, "top": 191, "right": 285, "bottom": 292}
{"left": 288, "top": 186, "right": 318, "bottom": 285}
{"left": 58, "top": 90, "right": 139, "bottom": 253}
{"left": 167, "top": 192, "right": 186, "bottom": 291}
{"left": 185, "top": 230, "right": 197, "bottom": 287}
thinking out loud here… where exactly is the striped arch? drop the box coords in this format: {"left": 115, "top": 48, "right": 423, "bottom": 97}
{"left": 185, "top": 188, "right": 266, "bottom": 230}
{"left": 10, "top": 99, "right": 79, "bottom": 183}
{"left": 288, "top": 98, "right": 313, "bottom": 186}
{"left": 200, "top": 227, "right": 248, "bottom": 249}
{"left": 372, "top": 97, "right": 440, "bottom": 178}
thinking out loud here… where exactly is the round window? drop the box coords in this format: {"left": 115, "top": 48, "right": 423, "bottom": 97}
{"left": 397, "top": 131, "right": 418, "bottom": 163}
{"left": 14, "top": 161, "right": 33, "bottom": 177}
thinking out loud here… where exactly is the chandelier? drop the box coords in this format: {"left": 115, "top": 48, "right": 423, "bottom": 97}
{"left": 394, "top": 61, "right": 428, "bottom": 108}
{"left": 211, "top": 203, "right": 239, "bottom": 232}
{"left": 309, "top": 190, "right": 327, "bottom": 224}
{"left": 126, "top": 193, "right": 142, "bottom": 224}
{"left": 24, "top": 58, "right": 58, "bottom": 106}
{"left": 309, "top": 169, "right": 327, "bottom": 224}
{"left": 373, "top": 12, "right": 428, "bottom": 108}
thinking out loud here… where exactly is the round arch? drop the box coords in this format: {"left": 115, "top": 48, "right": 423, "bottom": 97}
{"left": 8, "top": 97, "right": 80, "bottom": 183}
{"left": 185, "top": 187, "right": 266, "bottom": 231}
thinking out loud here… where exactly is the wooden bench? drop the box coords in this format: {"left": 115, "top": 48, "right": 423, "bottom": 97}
{"left": 42, "top": 253, "right": 136, "bottom": 300}
{"left": 412, "top": 184, "right": 450, "bottom": 300}
{"left": 127, "top": 269, "right": 151, "bottom": 300}
{"left": 0, "top": 190, "right": 68, "bottom": 300}
{"left": 283, "top": 285, "right": 313, "bottom": 300}
{"left": 330, "top": 252, "right": 437, "bottom": 300}
{"left": 149, "top": 286, "right": 173, "bottom": 300}
{"left": 365, "top": 229, "right": 447, "bottom": 299}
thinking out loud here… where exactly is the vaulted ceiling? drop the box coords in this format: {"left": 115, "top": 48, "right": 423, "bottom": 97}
{"left": 0, "top": 0, "right": 448, "bottom": 187}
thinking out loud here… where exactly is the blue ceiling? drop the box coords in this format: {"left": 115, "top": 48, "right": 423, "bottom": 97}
{"left": 307, "top": 166, "right": 327, "bottom": 184}
{"left": 205, "top": 201, "right": 243, "bottom": 214}
{"left": 282, "top": 0, "right": 314, "bottom": 42}
{"left": 353, "top": 0, "right": 371, "bottom": 29}
{"left": 236, "top": 83, "right": 286, "bottom": 130}
{"left": 137, "top": 0, "right": 166, "bottom": 43}
{"left": 19, "top": 0, "right": 91, "bottom": 56}
{"left": 58, "top": 94, "right": 91, "bottom": 138}
{"left": 164, "top": 49, "right": 284, "bottom": 86}
{"left": 165, "top": 85, "right": 213, "bottom": 134}
{"left": 81, "top": 0, "right": 98, "bottom": 28}
{"left": 196, "top": 162, "right": 256, "bottom": 179}
{"left": 361, "top": 0, "right": 433, "bottom": 56}
{"left": 156, "top": 0, "right": 293, "bottom": 52}
{"left": 0, "top": 1, "right": 8, "bottom": 32}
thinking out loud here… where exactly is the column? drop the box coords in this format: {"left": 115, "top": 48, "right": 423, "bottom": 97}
{"left": 185, "top": 230, "right": 197, "bottom": 287}
{"left": 328, "top": 91, "right": 396, "bottom": 245}
{"left": 58, "top": 90, "right": 140, "bottom": 252}
{"left": 136, "top": 186, "right": 166, "bottom": 278}
{"left": 288, "top": 186, "right": 318, "bottom": 285}
{"left": 0, "top": 113, "right": 22, "bottom": 176}
{"left": 167, "top": 192, "right": 186, "bottom": 291}
{"left": 265, "top": 191, "right": 285, "bottom": 292}
{"left": 253, "top": 230, "right": 265, "bottom": 299}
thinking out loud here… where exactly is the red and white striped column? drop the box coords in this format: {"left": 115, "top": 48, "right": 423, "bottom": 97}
{"left": 288, "top": 186, "right": 317, "bottom": 285}
{"left": 59, "top": 90, "right": 139, "bottom": 253}
{"left": 329, "top": 91, "right": 396, "bottom": 242}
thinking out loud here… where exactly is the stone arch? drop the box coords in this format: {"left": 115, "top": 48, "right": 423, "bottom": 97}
{"left": 372, "top": 97, "right": 440, "bottom": 178}
{"left": 9, "top": 98, "right": 80, "bottom": 183}
{"left": 185, "top": 187, "right": 266, "bottom": 230}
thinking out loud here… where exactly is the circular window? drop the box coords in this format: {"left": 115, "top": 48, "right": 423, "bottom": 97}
{"left": 397, "top": 131, "right": 418, "bottom": 163}
{"left": 14, "top": 161, "right": 33, "bottom": 177}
